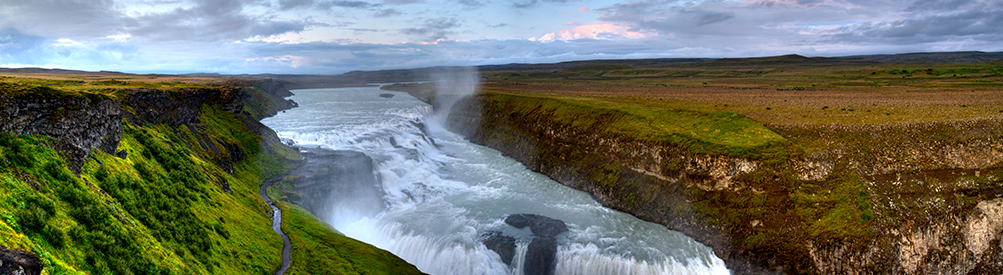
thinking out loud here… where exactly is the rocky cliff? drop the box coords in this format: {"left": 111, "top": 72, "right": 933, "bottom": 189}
{"left": 0, "top": 93, "right": 121, "bottom": 171}
{"left": 437, "top": 93, "right": 1003, "bottom": 274}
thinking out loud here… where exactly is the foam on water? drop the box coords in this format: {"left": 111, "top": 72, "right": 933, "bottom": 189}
{"left": 261, "top": 87, "right": 730, "bottom": 275}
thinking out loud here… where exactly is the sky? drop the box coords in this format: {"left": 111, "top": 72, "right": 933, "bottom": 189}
{"left": 1, "top": 0, "right": 1001, "bottom": 74}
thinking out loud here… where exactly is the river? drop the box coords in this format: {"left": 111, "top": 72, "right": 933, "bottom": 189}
{"left": 260, "top": 86, "right": 730, "bottom": 275}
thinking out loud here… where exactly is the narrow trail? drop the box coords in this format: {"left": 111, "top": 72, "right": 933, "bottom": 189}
{"left": 260, "top": 179, "right": 292, "bottom": 275}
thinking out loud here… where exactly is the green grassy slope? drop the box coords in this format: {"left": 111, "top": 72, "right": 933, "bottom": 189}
{"left": 1, "top": 79, "right": 420, "bottom": 274}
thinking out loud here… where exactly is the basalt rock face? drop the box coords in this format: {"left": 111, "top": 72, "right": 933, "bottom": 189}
{"left": 283, "top": 148, "right": 385, "bottom": 222}
{"left": 0, "top": 246, "right": 43, "bottom": 275}
{"left": 0, "top": 94, "right": 121, "bottom": 171}
{"left": 123, "top": 87, "right": 243, "bottom": 127}
{"left": 0, "top": 83, "right": 282, "bottom": 173}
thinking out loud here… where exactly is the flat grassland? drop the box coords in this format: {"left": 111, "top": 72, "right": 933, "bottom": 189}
{"left": 479, "top": 58, "right": 1003, "bottom": 127}
{"left": 467, "top": 56, "right": 1003, "bottom": 157}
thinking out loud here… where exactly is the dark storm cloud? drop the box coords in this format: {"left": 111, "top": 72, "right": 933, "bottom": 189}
{"left": 0, "top": 0, "right": 308, "bottom": 42}
{"left": 0, "top": 0, "right": 131, "bottom": 38}
{"left": 128, "top": 0, "right": 308, "bottom": 41}
{"left": 827, "top": 0, "right": 1003, "bottom": 44}
{"left": 400, "top": 18, "right": 461, "bottom": 40}
{"left": 596, "top": 1, "right": 738, "bottom": 36}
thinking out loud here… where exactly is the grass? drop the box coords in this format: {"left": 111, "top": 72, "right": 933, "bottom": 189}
{"left": 478, "top": 93, "right": 789, "bottom": 159}
{"left": 0, "top": 73, "right": 220, "bottom": 99}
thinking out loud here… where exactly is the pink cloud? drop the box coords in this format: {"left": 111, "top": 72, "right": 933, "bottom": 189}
{"left": 562, "top": 21, "right": 584, "bottom": 26}
{"left": 531, "top": 22, "right": 653, "bottom": 42}
{"left": 578, "top": 6, "right": 590, "bottom": 13}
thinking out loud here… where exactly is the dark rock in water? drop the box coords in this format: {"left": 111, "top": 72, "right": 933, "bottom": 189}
{"left": 504, "top": 214, "right": 569, "bottom": 238}
{"left": 379, "top": 93, "right": 395, "bottom": 98}
{"left": 481, "top": 231, "right": 516, "bottom": 265}
{"left": 285, "top": 148, "right": 385, "bottom": 221}
{"left": 524, "top": 237, "right": 558, "bottom": 275}
{"left": 0, "top": 246, "right": 43, "bottom": 275}
{"left": 389, "top": 136, "right": 400, "bottom": 148}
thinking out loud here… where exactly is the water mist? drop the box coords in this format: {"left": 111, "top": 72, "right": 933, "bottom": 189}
{"left": 429, "top": 66, "right": 480, "bottom": 130}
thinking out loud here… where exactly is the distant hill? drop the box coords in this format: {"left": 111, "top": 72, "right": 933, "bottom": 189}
{"left": 854, "top": 51, "right": 1003, "bottom": 64}
{"left": 0, "top": 67, "right": 133, "bottom": 76}
{"left": 478, "top": 58, "right": 712, "bottom": 71}
{"left": 680, "top": 54, "right": 878, "bottom": 68}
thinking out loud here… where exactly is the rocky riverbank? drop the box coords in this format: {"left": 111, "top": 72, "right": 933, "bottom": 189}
{"left": 396, "top": 86, "right": 1003, "bottom": 274}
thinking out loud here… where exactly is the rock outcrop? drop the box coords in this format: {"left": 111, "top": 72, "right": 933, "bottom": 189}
{"left": 0, "top": 246, "right": 42, "bottom": 275}
{"left": 504, "top": 213, "right": 568, "bottom": 238}
{"left": 0, "top": 94, "right": 121, "bottom": 170}
{"left": 482, "top": 214, "right": 568, "bottom": 275}
{"left": 0, "top": 80, "right": 293, "bottom": 172}
{"left": 281, "top": 148, "right": 385, "bottom": 222}
{"left": 482, "top": 231, "right": 516, "bottom": 265}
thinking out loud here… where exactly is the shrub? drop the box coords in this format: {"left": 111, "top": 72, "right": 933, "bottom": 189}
{"left": 16, "top": 206, "right": 47, "bottom": 232}
{"left": 44, "top": 161, "right": 72, "bottom": 182}
{"left": 43, "top": 224, "right": 67, "bottom": 248}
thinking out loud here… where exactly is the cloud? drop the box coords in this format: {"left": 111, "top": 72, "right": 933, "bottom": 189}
{"left": 400, "top": 17, "right": 462, "bottom": 40}
{"left": 374, "top": 8, "right": 402, "bottom": 17}
{"left": 382, "top": 0, "right": 424, "bottom": 4}
{"left": 752, "top": 0, "right": 826, "bottom": 8}
{"left": 0, "top": 29, "right": 50, "bottom": 64}
{"left": 0, "top": 0, "right": 130, "bottom": 39}
{"left": 533, "top": 22, "right": 653, "bottom": 42}
{"left": 456, "top": 0, "right": 485, "bottom": 7}
{"left": 279, "top": 0, "right": 379, "bottom": 10}
{"left": 511, "top": 0, "right": 581, "bottom": 9}
{"left": 127, "top": 0, "right": 309, "bottom": 41}
{"left": 825, "top": 0, "right": 1003, "bottom": 44}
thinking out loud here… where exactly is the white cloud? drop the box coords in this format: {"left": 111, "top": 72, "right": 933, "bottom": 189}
{"left": 533, "top": 22, "right": 653, "bottom": 42}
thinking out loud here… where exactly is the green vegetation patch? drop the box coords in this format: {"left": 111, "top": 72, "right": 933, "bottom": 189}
{"left": 0, "top": 108, "right": 287, "bottom": 274}
{"left": 482, "top": 93, "right": 789, "bottom": 159}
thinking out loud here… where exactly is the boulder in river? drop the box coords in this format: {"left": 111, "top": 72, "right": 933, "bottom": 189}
{"left": 481, "top": 231, "right": 516, "bottom": 266}
{"left": 481, "top": 214, "right": 568, "bottom": 275}
{"left": 504, "top": 213, "right": 569, "bottom": 237}
{"left": 525, "top": 237, "right": 558, "bottom": 275}
{"left": 379, "top": 93, "right": 395, "bottom": 98}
